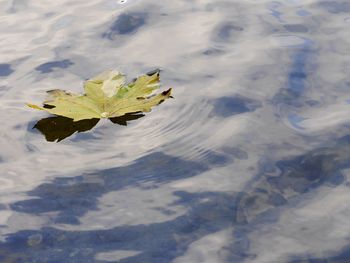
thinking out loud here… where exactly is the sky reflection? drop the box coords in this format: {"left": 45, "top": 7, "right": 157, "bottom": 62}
{"left": 0, "top": 0, "right": 349, "bottom": 262}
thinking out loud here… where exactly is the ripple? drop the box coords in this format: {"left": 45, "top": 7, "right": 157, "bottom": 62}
{"left": 1, "top": 0, "right": 349, "bottom": 261}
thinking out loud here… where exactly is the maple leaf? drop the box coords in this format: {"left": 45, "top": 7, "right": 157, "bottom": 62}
{"left": 27, "top": 70, "right": 172, "bottom": 121}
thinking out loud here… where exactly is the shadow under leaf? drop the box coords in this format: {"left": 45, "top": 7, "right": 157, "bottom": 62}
{"left": 109, "top": 112, "right": 145, "bottom": 125}
{"left": 33, "top": 112, "right": 145, "bottom": 142}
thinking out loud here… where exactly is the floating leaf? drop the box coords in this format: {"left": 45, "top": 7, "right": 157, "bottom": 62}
{"left": 27, "top": 70, "right": 172, "bottom": 121}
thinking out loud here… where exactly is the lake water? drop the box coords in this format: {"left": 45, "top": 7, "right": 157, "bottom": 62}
{"left": 1, "top": 0, "right": 350, "bottom": 262}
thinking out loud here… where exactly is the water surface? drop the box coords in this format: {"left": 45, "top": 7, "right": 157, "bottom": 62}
{"left": 0, "top": 0, "right": 350, "bottom": 262}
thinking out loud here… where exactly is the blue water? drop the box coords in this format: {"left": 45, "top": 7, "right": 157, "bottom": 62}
{"left": 0, "top": 0, "right": 350, "bottom": 262}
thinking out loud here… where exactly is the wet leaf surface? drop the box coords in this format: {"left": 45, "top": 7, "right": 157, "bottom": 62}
{"left": 28, "top": 70, "right": 172, "bottom": 121}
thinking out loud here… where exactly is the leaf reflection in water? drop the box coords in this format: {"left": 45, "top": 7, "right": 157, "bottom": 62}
{"left": 33, "top": 112, "right": 145, "bottom": 142}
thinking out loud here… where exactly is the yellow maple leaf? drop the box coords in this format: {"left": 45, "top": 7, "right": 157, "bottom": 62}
{"left": 27, "top": 70, "right": 172, "bottom": 121}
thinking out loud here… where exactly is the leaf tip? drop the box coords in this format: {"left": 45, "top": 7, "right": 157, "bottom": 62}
{"left": 161, "top": 88, "right": 172, "bottom": 97}
{"left": 26, "top": 103, "right": 44, "bottom": 110}
{"left": 146, "top": 68, "right": 161, "bottom": 76}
